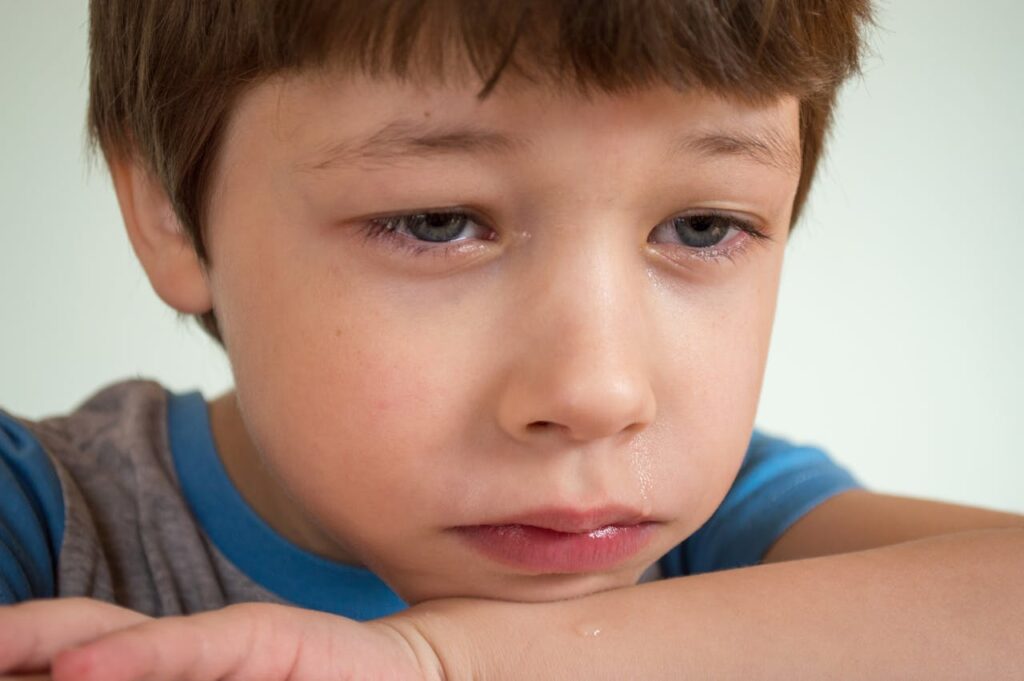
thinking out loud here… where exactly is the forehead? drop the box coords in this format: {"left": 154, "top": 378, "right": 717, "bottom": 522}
{"left": 226, "top": 71, "right": 801, "bottom": 180}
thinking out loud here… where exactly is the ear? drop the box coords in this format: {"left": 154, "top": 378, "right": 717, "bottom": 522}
{"left": 108, "top": 155, "right": 213, "bottom": 315}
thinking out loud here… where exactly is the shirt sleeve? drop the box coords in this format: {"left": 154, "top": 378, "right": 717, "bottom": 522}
{"left": 660, "top": 429, "right": 864, "bottom": 577}
{"left": 0, "top": 410, "right": 65, "bottom": 603}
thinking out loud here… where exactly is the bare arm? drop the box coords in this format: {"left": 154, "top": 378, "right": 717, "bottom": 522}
{"left": 4, "top": 493, "right": 1021, "bottom": 680}
{"left": 404, "top": 492, "right": 1024, "bottom": 679}
{"left": 418, "top": 526, "right": 1024, "bottom": 680}
{"left": 762, "top": 488, "right": 1024, "bottom": 562}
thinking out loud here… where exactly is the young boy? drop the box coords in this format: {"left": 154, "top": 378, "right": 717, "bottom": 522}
{"left": 1, "top": 1, "right": 1022, "bottom": 679}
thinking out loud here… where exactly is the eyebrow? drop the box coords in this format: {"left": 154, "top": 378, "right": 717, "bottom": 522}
{"left": 673, "top": 127, "right": 802, "bottom": 175}
{"left": 296, "top": 120, "right": 531, "bottom": 172}
{"left": 296, "top": 119, "right": 800, "bottom": 174}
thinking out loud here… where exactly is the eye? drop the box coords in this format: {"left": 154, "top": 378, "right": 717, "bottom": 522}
{"left": 358, "top": 207, "right": 770, "bottom": 263}
{"left": 358, "top": 209, "right": 493, "bottom": 258}
{"left": 399, "top": 212, "right": 476, "bottom": 243}
{"left": 670, "top": 214, "right": 734, "bottom": 248}
{"left": 649, "top": 212, "right": 768, "bottom": 260}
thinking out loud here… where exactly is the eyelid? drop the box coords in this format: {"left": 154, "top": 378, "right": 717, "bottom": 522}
{"left": 364, "top": 205, "right": 494, "bottom": 230}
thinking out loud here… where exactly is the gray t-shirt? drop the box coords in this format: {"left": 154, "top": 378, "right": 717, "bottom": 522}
{"left": 4, "top": 380, "right": 285, "bottom": 614}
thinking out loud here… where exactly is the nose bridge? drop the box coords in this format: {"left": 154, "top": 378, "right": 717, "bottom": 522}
{"left": 498, "top": 226, "right": 657, "bottom": 445}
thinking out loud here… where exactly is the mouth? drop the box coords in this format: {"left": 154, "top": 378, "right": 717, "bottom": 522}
{"left": 453, "top": 505, "right": 658, "bottom": 573}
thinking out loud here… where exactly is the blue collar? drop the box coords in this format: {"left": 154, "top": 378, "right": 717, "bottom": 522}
{"left": 165, "top": 389, "right": 406, "bottom": 620}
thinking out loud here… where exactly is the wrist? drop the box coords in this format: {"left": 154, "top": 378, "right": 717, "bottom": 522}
{"left": 386, "top": 597, "right": 534, "bottom": 681}
{"left": 376, "top": 598, "right": 485, "bottom": 681}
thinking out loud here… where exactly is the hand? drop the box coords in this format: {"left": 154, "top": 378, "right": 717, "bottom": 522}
{"left": 0, "top": 597, "right": 150, "bottom": 680}
{"left": 2, "top": 599, "right": 446, "bottom": 681}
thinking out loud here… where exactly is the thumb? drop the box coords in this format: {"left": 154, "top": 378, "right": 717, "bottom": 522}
{"left": 0, "top": 598, "right": 149, "bottom": 674}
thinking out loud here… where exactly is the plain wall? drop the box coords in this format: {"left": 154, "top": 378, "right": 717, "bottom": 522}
{"left": 1, "top": 2, "right": 1021, "bottom": 514}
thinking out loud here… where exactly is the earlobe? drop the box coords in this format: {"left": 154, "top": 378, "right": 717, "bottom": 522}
{"left": 108, "top": 155, "right": 213, "bottom": 315}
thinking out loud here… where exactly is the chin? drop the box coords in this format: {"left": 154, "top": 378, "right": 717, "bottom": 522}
{"left": 515, "top": 572, "right": 641, "bottom": 602}
{"left": 401, "top": 567, "right": 641, "bottom": 606}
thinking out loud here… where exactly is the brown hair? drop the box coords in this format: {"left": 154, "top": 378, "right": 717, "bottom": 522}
{"left": 87, "top": 0, "right": 873, "bottom": 346}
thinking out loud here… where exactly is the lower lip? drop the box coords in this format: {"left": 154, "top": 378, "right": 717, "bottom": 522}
{"left": 454, "top": 523, "right": 657, "bottom": 573}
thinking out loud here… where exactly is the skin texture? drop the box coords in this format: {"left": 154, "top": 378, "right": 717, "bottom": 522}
{"left": 115, "top": 72, "right": 799, "bottom": 606}
{"left": 2, "top": 529, "right": 1021, "bottom": 681}
{"left": 2, "top": 71, "right": 1024, "bottom": 681}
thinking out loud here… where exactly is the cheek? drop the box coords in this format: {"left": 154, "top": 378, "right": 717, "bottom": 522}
{"left": 645, "top": 264, "right": 780, "bottom": 528}
{"left": 215, "top": 248, "right": 472, "bottom": 533}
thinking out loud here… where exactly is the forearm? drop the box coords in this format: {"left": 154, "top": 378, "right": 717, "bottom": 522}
{"left": 415, "top": 529, "right": 1024, "bottom": 680}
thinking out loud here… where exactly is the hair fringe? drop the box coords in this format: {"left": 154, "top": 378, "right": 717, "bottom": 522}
{"left": 87, "top": 0, "right": 873, "bottom": 346}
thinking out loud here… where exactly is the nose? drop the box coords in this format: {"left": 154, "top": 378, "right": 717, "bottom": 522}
{"left": 495, "top": 234, "right": 657, "bottom": 445}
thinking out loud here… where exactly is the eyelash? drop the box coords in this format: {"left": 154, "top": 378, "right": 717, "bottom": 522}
{"left": 358, "top": 208, "right": 770, "bottom": 264}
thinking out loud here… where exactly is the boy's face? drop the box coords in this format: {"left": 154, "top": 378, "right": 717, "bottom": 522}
{"left": 195, "top": 69, "right": 798, "bottom": 604}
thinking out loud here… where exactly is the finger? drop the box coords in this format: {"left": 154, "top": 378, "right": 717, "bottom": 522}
{"left": 0, "top": 599, "right": 149, "bottom": 674}
{"left": 51, "top": 603, "right": 306, "bottom": 681}
{"left": 0, "top": 676, "right": 52, "bottom": 681}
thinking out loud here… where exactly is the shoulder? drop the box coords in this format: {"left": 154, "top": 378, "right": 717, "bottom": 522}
{"left": 0, "top": 406, "right": 64, "bottom": 601}
{"left": 0, "top": 378, "right": 173, "bottom": 604}
{"left": 24, "top": 379, "right": 170, "bottom": 459}
{"left": 664, "top": 429, "right": 863, "bottom": 576}
{"left": 736, "top": 429, "right": 858, "bottom": 492}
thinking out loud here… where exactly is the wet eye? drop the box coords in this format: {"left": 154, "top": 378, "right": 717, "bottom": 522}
{"left": 405, "top": 214, "right": 473, "bottom": 242}
{"left": 402, "top": 212, "right": 473, "bottom": 243}
{"left": 648, "top": 212, "right": 768, "bottom": 260}
{"left": 358, "top": 209, "right": 493, "bottom": 259}
{"left": 669, "top": 214, "right": 735, "bottom": 248}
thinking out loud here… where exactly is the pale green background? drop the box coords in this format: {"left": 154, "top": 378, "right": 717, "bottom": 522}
{"left": 1, "top": 3, "right": 1021, "bottom": 513}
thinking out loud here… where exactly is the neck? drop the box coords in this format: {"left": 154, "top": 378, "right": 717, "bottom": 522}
{"left": 206, "top": 390, "right": 362, "bottom": 565}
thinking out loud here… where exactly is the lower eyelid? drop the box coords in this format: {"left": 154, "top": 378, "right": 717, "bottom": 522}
{"left": 684, "top": 231, "right": 751, "bottom": 260}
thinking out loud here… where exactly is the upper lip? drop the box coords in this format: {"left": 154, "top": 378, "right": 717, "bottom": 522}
{"left": 476, "top": 505, "right": 652, "bottom": 534}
